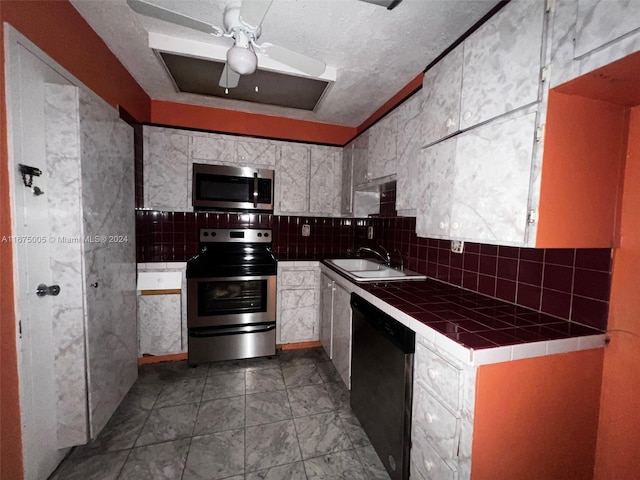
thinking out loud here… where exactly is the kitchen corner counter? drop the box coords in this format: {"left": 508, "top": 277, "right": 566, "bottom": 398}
{"left": 320, "top": 260, "right": 607, "bottom": 366}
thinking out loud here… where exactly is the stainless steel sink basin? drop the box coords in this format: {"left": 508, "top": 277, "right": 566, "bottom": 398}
{"left": 325, "top": 258, "right": 427, "bottom": 282}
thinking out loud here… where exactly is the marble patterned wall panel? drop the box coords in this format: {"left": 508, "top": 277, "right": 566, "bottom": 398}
{"left": 276, "top": 144, "right": 309, "bottom": 214}
{"left": 79, "top": 90, "right": 137, "bottom": 439}
{"left": 460, "top": 0, "right": 544, "bottom": 129}
{"left": 367, "top": 110, "right": 398, "bottom": 180}
{"left": 421, "top": 43, "right": 463, "bottom": 146}
{"left": 451, "top": 111, "right": 537, "bottom": 245}
{"left": 574, "top": 0, "right": 640, "bottom": 58}
{"left": 138, "top": 294, "right": 182, "bottom": 355}
{"left": 44, "top": 83, "right": 88, "bottom": 448}
{"left": 145, "top": 128, "right": 189, "bottom": 211}
{"left": 309, "top": 146, "right": 341, "bottom": 216}
{"left": 396, "top": 92, "right": 424, "bottom": 214}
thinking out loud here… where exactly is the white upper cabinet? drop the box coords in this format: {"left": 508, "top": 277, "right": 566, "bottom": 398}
{"left": 341, "top": 141, "right": 354, "bottom": 215}
{"left": 459, "top": 0, "right": 545, "bottom": 129}
{"left": 276, "top": 144, "right": 310, "bottom": 214}
{"left": 396, "top": 92, "right": 424, "bottom": 214}
{"left": 367, "top": 109, "right": 398, "bottom": 180}
{"left": 352, "top": 131, "right": 369, "bottom": 186}
{"left": 144, "top": 129, "right": 189, "bottom": 212}
{"left": 310, "top": 145, "right": 342, "bottom": 216}
{"left": 421, "top": 44, "right": 463, "bottom": 146}
{"left": 417, "top": 109, "right": 538, "bottom": 245}
{"left": 574, "top": 0, "right": 640, "bottom": 58}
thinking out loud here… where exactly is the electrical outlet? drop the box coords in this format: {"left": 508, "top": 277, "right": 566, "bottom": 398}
{"left": 451, "top": 240, "right": 464, "bottom": 254}
{"left": 367, "top": 226, "right": 374, "bottom": 240}
{"left": 302, "top": 224, "right": 311, "bottom": 237}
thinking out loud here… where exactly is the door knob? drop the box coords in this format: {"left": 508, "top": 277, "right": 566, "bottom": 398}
{"left": 36, "top": 284, "right": 60, "bottom": 297}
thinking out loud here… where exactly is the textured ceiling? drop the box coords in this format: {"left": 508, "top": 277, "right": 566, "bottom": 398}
{"left": 70, "top": 0, "right": 500, "bottom": 127}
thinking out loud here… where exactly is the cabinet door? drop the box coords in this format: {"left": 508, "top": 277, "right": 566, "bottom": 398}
{"left": 574, "top": 0, "right": 640, "bottom": 58}
{"left": 277, "top": 144, "right": 310, "bottom": 214}
{"left": 421, "top": 44, "right": 463, "bottom": 146}
{"left": 450, "top": 111, "right": 537, "bottom": 244}
{"left": 138, "top": 294, "right": 182, "bottom": 356}
{"left": 236, "top": 140, "right": 277, "bottom": 166}
{"left": 279, "top": 288, "right": 318, "bottom": 343}
{"left": 460, "top": 0, "right": 545, "bottom": 129}
{"left": 320, "top": 275, "right": 334, "bottom": 359}
{"left": 416, "top": 138, "right": 456, "bottom": 239}
{"left": 352, "top": 131, "right": 369, "bottom": 186}
{"left": 310, "top": 145, "right": 341, "bottom": 216}
{"left": 145, "top": 130, "right": 189, "bottom": 211}
{"left": 397, "top": 92, "right": 424, "bottom": 214}
{"left": 367, "top": 110, "right": 398, "bottom": 180}
{"left": 341, "top": 143, "right": 354, "bottom": 215}
{"left": 331, "top": 284, "right": 352, "bottom": 389}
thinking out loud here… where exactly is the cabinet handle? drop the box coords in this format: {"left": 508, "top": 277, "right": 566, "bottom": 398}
{"left": 463, "top": 111, "right": 472, "bottom": 121}
{"left": 425, "top": 412, "right": 434, "bottom": 424}
{"left": 424, "top": 459, "right": 433, "bottom": 472}
{"left": 451, "top": 222, "right": 459, "bottom": 230}
{"left": 427, "top": 368, "right": 437, "bottom": 380}
{"left": 438, "top": 222, "right": 445, "bottom": 230}
{"left": 445, "top": 118, "right": 455, "bottom": 128}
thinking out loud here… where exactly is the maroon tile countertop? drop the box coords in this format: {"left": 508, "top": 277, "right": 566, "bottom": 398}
{"left": 322, "top": 261, "right": 604, "bottom": 351}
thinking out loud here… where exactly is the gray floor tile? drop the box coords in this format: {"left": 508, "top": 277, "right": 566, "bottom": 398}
{"left": 304, "top": 449, "right": 368, "bottom": 480}
{"left": 155, "top": 377, "right": 205, "bottom": 408}
{"left": 71, "top": 408, "right": 149, "bottom": 458}
{"left": 278, "top": 347, "right": 328, "bottom": 366}
{"left": 355, "top": 445, "right": 392, "bottom": 480}
{"left": 324, "top": 381, "right": 351, "bottom": 411}
{"left": 246, "top": 390, "right": 292, "bottom": 427}
{"left": 294, "top": 412, "right": 352, "bottom": 459}
{"left": 246, "top": 368, "right": 286, "bottom": 394}
{"left": 287, "top": 384, "right": 335, "bottom": 417}
{"left": 338, "top": 411, "right": 371, "bottom": 448}
{"left": 315, "top": 361, "right": 342, "bottom": 384}
{"left": 245, "top": 420, "right": 302, "bottom": 472}
{"left": 245, "top": 461, "right": 307, "bottom": 480}
{"left": 135, "top": 403, "right": 198, "bottom": 447}
{"left": 119, "top": 438, "right": 190, "bottom": 480}
{"left": 117, "top": 382, "right": 163, "bottom": 413}
{"left": 282, "top": 363, "right": 323, "bottom": 388}
{"left": 182, "top": 429, "right": 245, "bottom": 480}
{"left": 202, "top": 372, "right": 245, "bottom": 401}
{"left": 50, "top": 450, "right": 129, "bottom": 480}
{"left": 193, "top": 397, "right": 245, "bottom": 435}
{"left": 138, "top": 360, "right": 206, "bottom": 384}
{"left": 245, "top": 356, "right": 281, "bottom": 371}
{"left": 208, "top": 359, "right": 247, "bottom": 376}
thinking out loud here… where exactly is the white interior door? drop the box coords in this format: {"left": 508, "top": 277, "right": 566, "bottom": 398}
{"left": 6, "top": 40, "right": 76, "bottom": 480}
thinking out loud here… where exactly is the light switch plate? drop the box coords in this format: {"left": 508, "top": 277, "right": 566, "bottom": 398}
{"left": 302, "top": 224, "right": 311, "bottom": 237}
{"left": 451, "top": 240, "right": 464, "bottom": 254}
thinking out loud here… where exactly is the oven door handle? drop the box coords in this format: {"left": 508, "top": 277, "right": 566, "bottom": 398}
{"left": 190, "top": 323, "right": 275, "bottom": 338}
{"left": 253, "top": 172, "right": 259, "bottom": 208}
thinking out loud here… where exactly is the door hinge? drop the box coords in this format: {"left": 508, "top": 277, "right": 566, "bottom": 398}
{"left": 541, "top": 66, "right": 550, "bottom": 83}
{"left": 546, "top": 0, "right": 556, "bottom": 13}
{"left": 527, "top": 209, "right": 537, "bottom": 225}
{"left": 535, "top": 125, "right": 545, "bottom": 143}
{"left": 18, "top": 320, "right": 22, "bottom": 338}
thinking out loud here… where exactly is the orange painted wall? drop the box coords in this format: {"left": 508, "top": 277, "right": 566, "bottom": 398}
{"left": 471, "top": 349, "right": 604, "bottom": 480}
{"left": 151, "top": 100, "right": 356, "bottom": 145}
{"left": 593, "top": 106, "right": 640, "bottom": 478}
{"left": 536, "top": 90, "right": 628, "bottom": 248}
{"left": 0, "top": 2, "right": 151, "bottom": 478}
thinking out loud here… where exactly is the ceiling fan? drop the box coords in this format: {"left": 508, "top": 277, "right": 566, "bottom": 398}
{"left": 126, "top": 0, "right": 327, "bottom": 89}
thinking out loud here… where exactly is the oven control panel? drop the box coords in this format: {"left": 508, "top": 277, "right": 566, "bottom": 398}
{"left": 199, "top": 228, "right": 272, "bottom": 243}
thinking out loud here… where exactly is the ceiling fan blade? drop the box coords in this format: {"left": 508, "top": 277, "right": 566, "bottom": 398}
{"left": 219, "top": 64, "right": 241, "bottom": 89}
{"left": 261, "top": 44, "right": 326, "bottom": 77}
{"left": 127, "top": 0, "right": 223, "bottom": 36}
{"left": 239, "top": 0, "right": 274, "bottom": 29}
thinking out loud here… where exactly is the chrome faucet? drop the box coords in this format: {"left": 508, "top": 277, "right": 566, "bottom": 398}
{"left": 357, "top": 245, "right": 391, "bottom": 266}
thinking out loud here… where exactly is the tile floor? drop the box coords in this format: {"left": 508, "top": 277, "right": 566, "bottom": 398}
{"left": 50, "top": 348, "right": 391, "bottom": 480}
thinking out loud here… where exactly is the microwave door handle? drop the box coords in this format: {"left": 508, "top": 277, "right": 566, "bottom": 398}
{"left": 253, "top": 172, "right": 258, "bottom": 208}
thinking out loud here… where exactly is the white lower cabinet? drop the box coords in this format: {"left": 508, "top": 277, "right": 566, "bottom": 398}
{"left": 277, "top": 262, "right": 320, "bottom": 344}
{"left": 320, "top": 274, "right": 334, "bottom": 358}
{"left": 138, "top": 293, "right": 182, "bottom": 356}
{"left": 411, "top": 335, "right": 476, "bottom": 480}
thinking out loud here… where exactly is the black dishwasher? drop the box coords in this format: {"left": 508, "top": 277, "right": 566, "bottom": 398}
{"left": 350, "top": 293, "right": 415, "bottom": 480}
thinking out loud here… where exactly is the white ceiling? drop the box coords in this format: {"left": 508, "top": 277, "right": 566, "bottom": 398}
{"left": 70, "top": 0, "right": 500, "bottom": 127}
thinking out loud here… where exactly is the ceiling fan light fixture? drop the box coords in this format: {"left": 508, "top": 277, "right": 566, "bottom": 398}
{"left": 227, "top": 45, "right": 257, "bottom": 75}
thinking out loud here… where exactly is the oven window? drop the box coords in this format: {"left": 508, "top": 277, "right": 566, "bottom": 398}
{"left": 198, "top": 279, "right": 267, "bottom": 316}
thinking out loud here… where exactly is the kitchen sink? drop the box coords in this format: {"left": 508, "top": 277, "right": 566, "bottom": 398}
{"left": 325, "top": 258, "right": 427, "bottom": 282}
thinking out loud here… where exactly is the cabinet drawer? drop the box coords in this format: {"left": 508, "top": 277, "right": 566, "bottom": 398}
{"left": 413, "top": 383, "right": 460, "bottom": 460}
{"left": 411, "top": 436, "right": 458, "bottom": 480}
{"left": 415, "top": 342, "right": 461, "bottom": 411}
{"left": 280, "top": 269, "right": 318, "bottom": 288}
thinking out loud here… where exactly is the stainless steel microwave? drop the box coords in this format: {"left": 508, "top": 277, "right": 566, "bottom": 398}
{"left": 192, "top": 164, "right": 274, "bottom": 212}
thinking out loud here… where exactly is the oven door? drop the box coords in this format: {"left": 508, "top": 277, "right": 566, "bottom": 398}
{"left": 187, "top": 275, "right": 276, "bottom": 328}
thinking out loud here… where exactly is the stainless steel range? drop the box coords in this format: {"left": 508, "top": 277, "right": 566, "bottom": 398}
{"left": 186, "top": 228, "right": 277, "bottom": 365}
